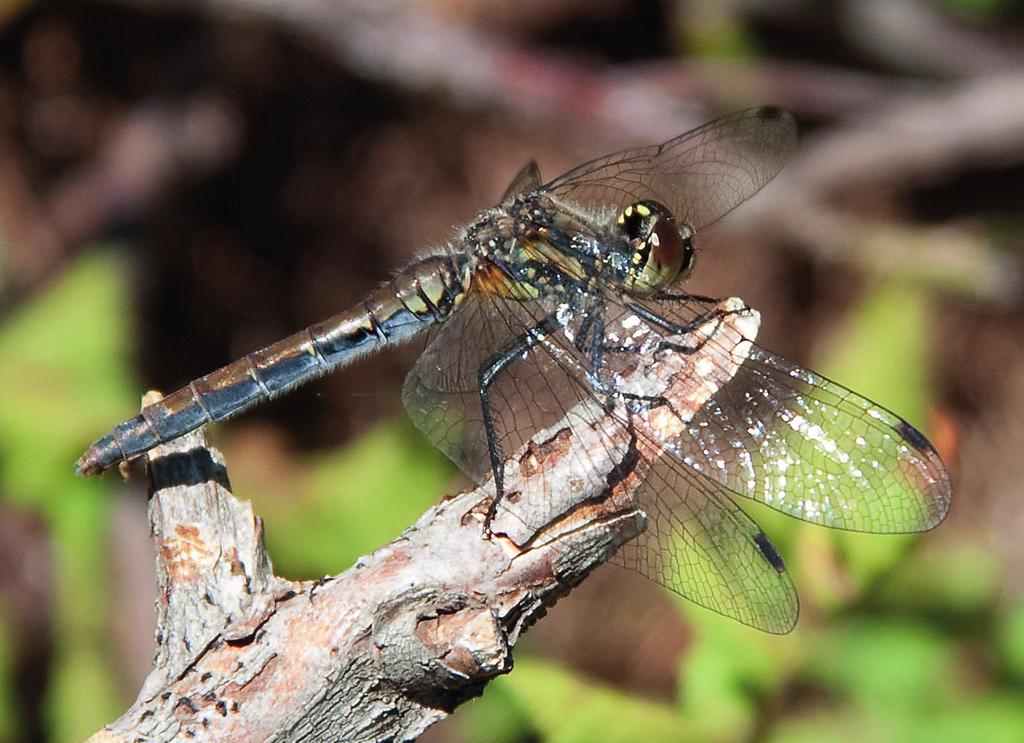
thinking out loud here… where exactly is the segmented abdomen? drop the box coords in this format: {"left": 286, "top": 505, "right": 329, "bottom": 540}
{"left": 76, "top": 253, "right": 469, "bottom": 475}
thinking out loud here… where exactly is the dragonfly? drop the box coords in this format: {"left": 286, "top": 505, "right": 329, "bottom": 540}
{"left": 77, "top": 107, "right": 951, "bottom": 633}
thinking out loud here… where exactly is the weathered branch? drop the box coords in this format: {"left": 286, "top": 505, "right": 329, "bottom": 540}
{"left": 83, "top": 418, "right": 641, "bottom": 741}
{"left": 84, "top": 299, "right": 756, "bottom": 741}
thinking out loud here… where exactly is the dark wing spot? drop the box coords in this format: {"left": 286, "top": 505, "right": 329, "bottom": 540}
{"left": 896, "top": 420, "right": 936, "bottom": 455}
{"left": 753, "top": 531, "right": 787, "bottom": 573}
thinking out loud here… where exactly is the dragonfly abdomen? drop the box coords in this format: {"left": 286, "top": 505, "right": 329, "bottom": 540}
{"left": 76, "top": 253, "right": 470, "bottom": 476}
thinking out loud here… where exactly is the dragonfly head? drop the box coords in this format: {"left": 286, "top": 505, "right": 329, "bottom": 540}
{"left": 616, "top": 200, "right": 695, "bottom": 297}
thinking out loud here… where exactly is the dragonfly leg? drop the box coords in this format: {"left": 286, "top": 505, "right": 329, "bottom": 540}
{"left": 650, "top": 291, "right": 726, "bottom": 303}
{"left": 627, "top": 301, "right": 725, "bottom": 335}
{"left": 572, "top": 308, "right": 605, "bottom": 369}
{"left": 590, "top": 371, "right": 679, "bottom": 417}
{"left": 478, "top": 313, "right": 563, "bottom": 528}
{"left": 575, "top": 309, "right": 683, "bottom": 421}
{"left": 626, "top": 301, "right": 749, "bottom": 355}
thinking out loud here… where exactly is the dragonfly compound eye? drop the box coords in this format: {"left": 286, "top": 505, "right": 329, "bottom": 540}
{"left": 617, "top": 200, "right": 695, "bottom": 297}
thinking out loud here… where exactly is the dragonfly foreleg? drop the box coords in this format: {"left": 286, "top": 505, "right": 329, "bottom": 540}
{"left": 572, "top": 308, "right": 607, "bottom": 372}
{"left": 650, "top": 291, "right": 725, "bottom": 303}
{"left": 567, "top": 304, "right": 679, "bottom": 413}
{"left": 626, "top": 301, "right": 750, "bottom": 355}
{"left": 589, "top": 374, "right": 680, "bottom": 420}
{"left": 575, "top": 310, "right": 683, "bottom": 420}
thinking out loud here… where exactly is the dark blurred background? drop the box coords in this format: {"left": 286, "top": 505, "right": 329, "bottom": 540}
{"left": 0, "top": 0, "right": 1022, "bottom": 741}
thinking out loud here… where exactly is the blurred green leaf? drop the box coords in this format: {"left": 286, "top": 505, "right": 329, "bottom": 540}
{"left": 260, "top": 418, "right": 454, "bottom": 577}
{"left": 996, "top": 599, "right": 1024, "bottom": 681}
{"left": 678, "top": 608, "right": 800, "bottom": 738}
{"left": 0, "top": 249, "right": 136, "bottom": 741}
{"left": 832, "top": 530, "right": 920, "bottom": 599}
{"left": 815, "top": 280, "right": 936, "bottom": 586}
{"left": 46, "top": 640, "right": 124, "bottom": 743}
{"left": 495, "top": 656, "right": 696, "bottom": 743}
{"left": 805, "top": 618, "right": 956, "bottom": 710}
{"left": 790, "top": 522, "right": 853, "bottom": 615}
{"left": 0, "top": 615, "right": 15, "bottom": 742}
{"left": 459, "top": 677, "right": 532, "bottom": 743}
{"left": 816, "top": 279, "right": 933, "bottom": 454}
{"left": 0, "top": 250, "right": 135, "bottom": 503}
{"left": 767, "top": 707, "right": 893, "bottom": 743}
{"left": 937, "top": 0, "right": 1009, "bottom": 20}
{"left": 913, "top": 694, "right": 1024, "bottom": 743}
{"left": 875, "top": 542, "right": 1000, "bottom": 616}
{"left": 679, "top": 5, "right": 757, "bottom": 60}
{"left": 770, "top": 694, "right": 1024, "bottom": 743}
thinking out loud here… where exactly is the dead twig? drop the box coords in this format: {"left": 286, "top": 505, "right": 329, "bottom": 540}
{"left": 85, "top": 401, "right": 642, "bottom": 741}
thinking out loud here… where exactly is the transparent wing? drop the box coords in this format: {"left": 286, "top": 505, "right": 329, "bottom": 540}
{"left": 401, "top": 283, "right": 579, "bottom": 484}
{"left": 613, "top": 454, "right": 798, "bottom": 634}
{"left": 617, "top": 292, "right": 952, "bottom": 533}
{"left": 544, "top": 106, "right": 797, "bottom": 230}
{"left": 402, "top": 274, "right": 801, "bottom": 632}
{"left": 501, "top": 160, "right": 542, "bottom": 204}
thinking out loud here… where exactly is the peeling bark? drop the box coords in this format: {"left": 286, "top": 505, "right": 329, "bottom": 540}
{"left": 82, "top": 401, "right": 646, "bottom": 740}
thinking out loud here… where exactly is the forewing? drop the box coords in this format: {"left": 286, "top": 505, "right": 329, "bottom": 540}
{"left": 625, "top": 292, "right": 952, "bottom": 533}
{"left": 501, "top": 160, "right": 542, "bottom": 204}
{"left": 498, "top": 292, "right": 799, "bottom": 631}
{"left": 544, "top": 107, "right": 797, "bottom": 230}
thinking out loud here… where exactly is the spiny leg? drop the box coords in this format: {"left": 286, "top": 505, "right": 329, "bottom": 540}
{"left": 478, "top": 313, "right": 563, "bottom": 527}
{"left": 574, "top": 304, "right": 684, "bottom": 428}
{"left": 651, "top": 290, "right": 724, "bottom": 303}
{"left": 625, "top": 301, "right": 749, "bottom": 355}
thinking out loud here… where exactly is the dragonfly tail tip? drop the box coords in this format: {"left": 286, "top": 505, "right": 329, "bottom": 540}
{"left": 75, "top": 438, "right": 116, "bottom": 477}
{"left": 75, "top": 454, "right": 101, "bottom": 477}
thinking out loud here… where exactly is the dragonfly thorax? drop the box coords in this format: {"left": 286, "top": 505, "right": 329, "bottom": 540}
{"left": 614, "top": 200, "right": 694, "bottom": 298}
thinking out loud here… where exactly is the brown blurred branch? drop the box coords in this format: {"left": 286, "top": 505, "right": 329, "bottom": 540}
{"left": 44, "top": 95, "right": 242, "bottom": 248}
{"left": 117, "top": 0, "right": 1015, "bottom": 143}
{"left": 120, "top": 0, "right": 1023, "bottom": 303}
{"left": 121, "top": 0, "right": 703, "bottom": 142}
{"left": 13, "top": 1, "right": 1022, "bottom": 308}
{"left": 842, "top": 0, "right": 1024, "bottom": 78}
{"left": 116, "top": 0, "right": 932, "bottom": 141}
{"left": 0, "top": 133, "right": 67, "bottom": 297}
{"left": 732, "top": 73, "right": 1024, "bottom": 303}
{"left": 0, "top": 94, "right": 241, "bottom": 311}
